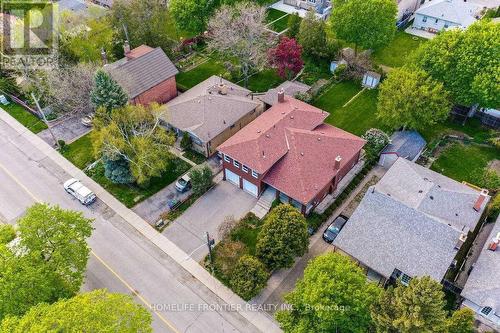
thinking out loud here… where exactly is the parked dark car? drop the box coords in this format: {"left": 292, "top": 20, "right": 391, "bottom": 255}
{"left": 322, "top": 215, "right": 348, "bottom": 243}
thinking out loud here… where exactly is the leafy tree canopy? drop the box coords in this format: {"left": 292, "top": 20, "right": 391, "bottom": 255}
{"left": 276, "top": 252, "right": 381, "bottom": 333}
{"left": 91, "top": 103, "right": 175, "bottom": 185}
{"left": 330, "top": 0, "right": 397, "bottom": 52}
{"left": 413, "top": 19, "right": 500, "bottom": 108}
{"left": 377, "top": 66, "right": 451, "bottom": 130}
{"left": 189, "top": 165, "right": 213, "bottom": 196}
{"left": 268, "top": 37, "right": 304, "bottom": 80}
{"left": 230, "top": 255, "right": 269, "bottom": 300}
{"left": 298, "top": 11, "right": 328, "bottom": 58}
{"left": 256, "top": 204, "right": 309, "bottom": 270}
{"left": 1, "top": 290, "right": 152, "bottom": 333}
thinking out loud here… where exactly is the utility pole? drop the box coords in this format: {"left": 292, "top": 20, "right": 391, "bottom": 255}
{"left": 206, "top": 232, "right": 215, "bottom": 274}
{"left": 31, "top": 92, "right": 60, "bottom": 149}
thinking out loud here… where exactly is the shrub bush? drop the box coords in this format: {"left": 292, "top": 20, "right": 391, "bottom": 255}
{"left": 230, "top": 255, "right": 269, "bottom": 300}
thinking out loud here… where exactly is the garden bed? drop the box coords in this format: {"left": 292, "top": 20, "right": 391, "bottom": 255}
{"left": 1, "top": 102, "right": 47, "bottom": 134}
{"left": 182, "top": 149, "right": 206, "bottom": 165}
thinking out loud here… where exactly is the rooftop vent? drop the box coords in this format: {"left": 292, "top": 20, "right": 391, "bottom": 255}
{"left": 266, "top": 134, "right": 270, "bottom": 138}
{"left": 218, "top": 83, "right": 228, "bottom": 95}
{"left": 317, "top": 137, "right": 321, "bottom": 141}
{"left": 290, "top": 115, "right": 294, "bottom": 119}
{"left": 300, "top": 152, "right": 304, "bottom": 156}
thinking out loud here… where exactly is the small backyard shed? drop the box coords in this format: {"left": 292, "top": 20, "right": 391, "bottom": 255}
{"left": 379, "top": 131, "right": 426, "bottom": 168}
{"left": 362, "top": 71, "right": 381, "bottom": 89}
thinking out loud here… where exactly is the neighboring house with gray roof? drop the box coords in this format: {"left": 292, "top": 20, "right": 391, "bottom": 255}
{"left": 411, "top": 0, "right": 494, "bottom": 36}
{"left": 333, "top": 158, "right": 490, "bottom": 285}
{"left": 104, "top": 44, "right": 178, "bottom": 105}
{"left": 379, "top": 131, "right": 426, "bottom": 168}
{"left": 160, "top": 76, "right": 264, "bottom": 157}
{"left": 461, "top": 216, "right": 500, "bottom": 331}
{"left": 257, "top": 81, "right": 310, "bottom": 107}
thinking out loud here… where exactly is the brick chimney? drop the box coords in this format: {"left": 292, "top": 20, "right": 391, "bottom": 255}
{"left": 473, "top": 189, "right": 489, "bottom": 211}
{"left": 334, "top": 155, "right": 342, "bottom": 170}
{"left": 123, "top": 40, "right": 131, "bottom": 57}
{"left": 487, "top": 232, "right": 500, "bottom": 251}
{"left": 277, "top": 88, "right": 285, "bottom": 103}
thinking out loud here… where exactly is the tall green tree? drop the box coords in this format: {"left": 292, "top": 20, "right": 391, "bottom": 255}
{"left": 91, "top": 103, "right": 175, "bottom": 185}
{"left": 298, "top": 11, "right": 328, "bottom": 58}
{"left": 110, "top": 0, "right": 176, "bottom": 52}
{"left": 371, "top": 276, "right": 449, "bottom": 333}
{"left": 1, "top": 290, "right": 152, "bottom": 332}
{"left": 413, "top": 20, "right": 500, "bottom": 108}
{"left": 377, "top": 66, "right": 451, "bottom": 130}
{"left": 90, "top": 70, "right": 128, "bottom": 112}
{"left": 330, "top": 0, "right": 397, "bottom": 53}
{"left": 169, "top": 0, "right": 212, "bottom": 35}
{"left": 0, "top": 225, "right": 15, "bottom": 244}
{"left": 256, "top": 204, "right": 308, "bottom": 270}
{"left": 286, "top": 13, "right": 301, "bottom": 38}
{"left": 0, "top": 204, "right": 93, "bottom": 320}
{"left": 16, "top": 204, "right": 94, "bottom": 298}
{"left": 276, "top": 252, "right": 381, "bottom": 333}
{"left": 189, "top": 165, "right": 213, "bottom": 196}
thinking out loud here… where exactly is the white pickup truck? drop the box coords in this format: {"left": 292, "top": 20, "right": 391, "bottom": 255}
{"left": 63, "top": 178, "right": 96, "bottom": 205}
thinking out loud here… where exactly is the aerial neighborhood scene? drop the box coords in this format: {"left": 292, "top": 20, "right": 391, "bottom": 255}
{"left": 1, "top": 0, "right": 500, "bottom": 331}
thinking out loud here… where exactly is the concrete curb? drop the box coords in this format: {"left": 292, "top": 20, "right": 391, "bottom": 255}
{"left": 0, "top": 109, "right": 282, "bottom": 333}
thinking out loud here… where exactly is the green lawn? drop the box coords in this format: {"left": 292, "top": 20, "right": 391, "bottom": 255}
{"left": 1, "top": 102, "right": 47, "bottom": 133}
{"left": 266, "top": 8, "right": 288, "bottom": 23}
{"left": 246, "top": 69, "right": 284, "bottom": 93}
{"left": 62, "top": 133, "right": 95, "bottom": 169}
{"left": 313, "top": 81, "right": 383, "bottom": 136}
{"left": 372, "top": 31, "right": 426, "bottom": 68}
{"left": 88, "top": 158, "right": 191, "bottom": 208}
{"left": 176, "top": 58, "right": 226, "bottom": 91}
{"left": 421, "top": 118, "right": 498, "bottom": 144}
{"left": 62, "top": 133, "right": 191, "bottom": 207}
{"left": 431, "top": 143, "right": 500, "bottom": 189}
{"left": 269, "top": 15, "right": 289, "bottom": 33}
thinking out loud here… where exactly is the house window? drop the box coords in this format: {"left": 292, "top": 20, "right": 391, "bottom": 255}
{"left": 422, "top": 16, "right": 427, "bottom": 22}
{"left": 217, "top": 152, "right": 222, "bottom": 158}
{"left": 435, "top": 18, "right": 438, "bottom": 23}
{"left": 400, "top": 273, "right": 412, "bottom": 286}
{"left": 480, "top": 307, "right": 493, "bottom": 317}
{"left": 242, "top": 165, "right": 249, "bottom": 173}
{"left": 233, "top": 160, "right": 240, "bottom": 168}
{"left": 444, "top": 23, "right": 449, "bottom": 28}
{"left": 224, "top": 155, "right": 230, "bottom": 163}
{"left": 230, "top": 124, "right": 235, "bottom": 129}
{"left": 252, "top": 170, "right": 258, "bottom": 178}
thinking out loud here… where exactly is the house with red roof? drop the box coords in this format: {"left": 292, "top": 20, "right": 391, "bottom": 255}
{"left": 218, "top": 92, "right": 365, "bottom": 215}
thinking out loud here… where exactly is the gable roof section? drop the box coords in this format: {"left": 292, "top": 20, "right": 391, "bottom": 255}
{"left": 333, "top": 189, "right": 461, "bottom": 281}
{"left": 218, "top": 96, "right": 330, "bottom": 174}
{"left": 161, "top": 76, "right": 260, "bottom": 142}
{"left": 461, "top": 216, "right": 500, "bottom": 314}
{"left": 381, "top": 130, "right": 426, "bottom": 161}
{"left": 258, "top": 81, "right": 311, "bottom": 106}
{"left": 415, "top": 0, "right": 481, "bottom": 26}
{"left": 105, "top": 46, "right": 178, "bottom": 99}
{"left": 376, "top": 158, "right": 488, "bottom": 232}
{"left": 263, "top": 125, "right": 365, "bottom": 204}
{"left": 333, "top": 157, "right": 489, "bottom": 281}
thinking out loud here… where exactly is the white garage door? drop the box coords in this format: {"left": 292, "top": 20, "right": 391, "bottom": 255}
{"left": 242, "top": 179, "right": 258, "bottom": 197}
{"left": 225, "top": 169, "right": 240, "bottom": 186}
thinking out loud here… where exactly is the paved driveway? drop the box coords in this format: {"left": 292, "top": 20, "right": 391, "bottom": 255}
{"left": 38, "top": 115, "right": 90, "bottom": 145}
{"left": 163, "top": 181, "right": 257, "bottom": 262}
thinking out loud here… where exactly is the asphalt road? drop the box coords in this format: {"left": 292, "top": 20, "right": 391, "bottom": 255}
{"left": 0, "top": 118, "right": 262, "bottom": 333}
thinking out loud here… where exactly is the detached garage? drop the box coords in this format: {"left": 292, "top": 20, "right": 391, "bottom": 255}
{"left": 379, "top": 131, "right": 426, "bottom": 168}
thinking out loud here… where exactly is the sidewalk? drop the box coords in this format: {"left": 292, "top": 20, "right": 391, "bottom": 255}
{"left": 252, "top": 166, "right": 386, "bottom": 312}
{"left": 0, "top": 109, "right": 281, "bottom": 333}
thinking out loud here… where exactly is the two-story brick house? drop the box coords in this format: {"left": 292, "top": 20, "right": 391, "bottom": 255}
{"left": 218, "top": 92, "right": 365, "bottom": 215}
